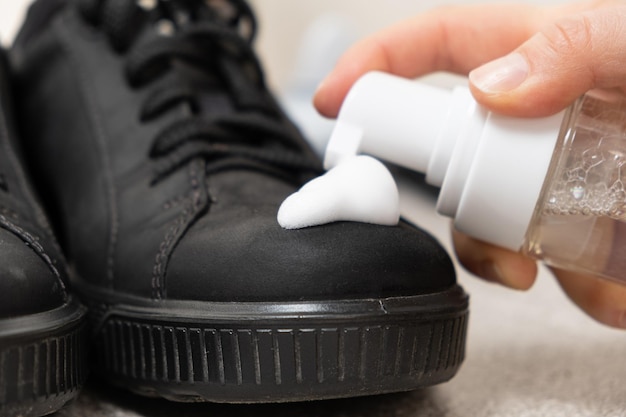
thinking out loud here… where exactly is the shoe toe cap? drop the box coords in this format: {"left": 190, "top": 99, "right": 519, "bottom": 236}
{"left": 165, "top": 207, "right": 455, "bottom": 302}
{"left": 0, "top": 228, "right": 65, "bottom": 318}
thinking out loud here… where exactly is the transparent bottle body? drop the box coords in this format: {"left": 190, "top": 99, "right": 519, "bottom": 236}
{"left": 523, "top": 92, "right": 626, "bottom": 283}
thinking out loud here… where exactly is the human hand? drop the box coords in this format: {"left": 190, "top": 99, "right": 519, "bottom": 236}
{"left": 313, "top": 0, "right": 626, "bottom": 329}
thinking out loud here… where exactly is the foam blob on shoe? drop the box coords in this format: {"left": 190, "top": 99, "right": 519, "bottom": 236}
{"left": 278, "top": 155, "right": 400, "bottom": 229}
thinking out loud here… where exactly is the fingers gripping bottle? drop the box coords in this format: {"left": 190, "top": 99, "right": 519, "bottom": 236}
{"left": 325, "top": 71, "right": 626, "bottom": 284}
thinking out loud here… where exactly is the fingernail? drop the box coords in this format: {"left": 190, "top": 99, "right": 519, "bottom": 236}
{"left": 479, "top": 261, "right": 504, "bottom": 284}
{"left": 469, "top": 53, "right": 529, "bottom": 93}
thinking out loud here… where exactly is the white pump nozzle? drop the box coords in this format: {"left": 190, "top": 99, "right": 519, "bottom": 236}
{"left": 323, "top": 71, "right": 566, "bottom": 251}
{"left": 324, "top": 72, "right": 453, "bottom": 177}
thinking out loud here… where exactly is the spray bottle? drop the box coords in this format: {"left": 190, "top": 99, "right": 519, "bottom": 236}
{"left": 324, "top": 71, "right": 626, "bottom": 284}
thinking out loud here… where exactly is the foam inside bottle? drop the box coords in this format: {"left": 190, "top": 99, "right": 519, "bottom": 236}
{"left": 524, "top": 92, "right": 626, "bottom": 281}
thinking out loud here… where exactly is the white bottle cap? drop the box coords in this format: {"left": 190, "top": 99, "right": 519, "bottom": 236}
{"left": 324, "top": 71, "right": 566, "bottom": 251}
{"left": 324, "top": 72, "right": 452, "bottom": 173}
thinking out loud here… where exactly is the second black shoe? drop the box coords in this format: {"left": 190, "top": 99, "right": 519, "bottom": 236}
{"left": 0, "top": 48, "right": 88, "bottom": 417}
{"left": 11, "top": 0, "right": 468, "bottom": 403}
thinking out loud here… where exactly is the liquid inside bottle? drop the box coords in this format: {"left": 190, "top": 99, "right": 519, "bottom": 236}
{"left": 524, "top": 92, "right": 626, "bottom": 283}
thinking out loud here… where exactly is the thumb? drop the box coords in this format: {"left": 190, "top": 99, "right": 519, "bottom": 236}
{"left": 468, "top": 4, "right": 626, "bottom": 117}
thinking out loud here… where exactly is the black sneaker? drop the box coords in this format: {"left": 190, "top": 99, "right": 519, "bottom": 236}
{"left": 0, "top": 49, "right": 88, "bottom": 417}
{"left": 10, "top": 0, "right": 468, "bottom": 403}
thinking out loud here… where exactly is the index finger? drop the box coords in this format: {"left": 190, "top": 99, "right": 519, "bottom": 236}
{"left": 313, "top": 2, "right": 591, "bottom": 118}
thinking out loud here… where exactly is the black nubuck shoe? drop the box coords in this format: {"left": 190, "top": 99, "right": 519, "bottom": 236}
{"left": 0, "top": 51, "right": 88, "bottom": 417}
{"left": 10, "top": 0, "right": 468, "bottom": 404}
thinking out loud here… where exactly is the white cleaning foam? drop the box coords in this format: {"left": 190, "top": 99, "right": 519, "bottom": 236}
{"left": 277, "top": 155, "right": 400, "bottom": 229}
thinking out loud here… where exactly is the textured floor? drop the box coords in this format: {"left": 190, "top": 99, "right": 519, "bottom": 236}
{"left": 56, "top": 381, "right": 441, "bottom": 417}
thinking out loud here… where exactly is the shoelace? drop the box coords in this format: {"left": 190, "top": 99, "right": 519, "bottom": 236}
{"left": 78, "top": 0, "right": 322, "bottom": 184}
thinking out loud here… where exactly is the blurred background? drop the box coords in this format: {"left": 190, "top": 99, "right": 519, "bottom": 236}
{"left": 3, "top": 2, "right": 626, "bottom": 417}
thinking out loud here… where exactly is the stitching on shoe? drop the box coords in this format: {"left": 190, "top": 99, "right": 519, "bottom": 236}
{"left": 57, "top": 11, "right": 120, "bottom": 288}
{"left": 162, "top": 195, "right": 187, "bottom": 211}
{"left": 0, "top": 214, "right": 66, "bottom": 296}
{"left": 152, "top": 159, "right": 206, "bottom": 300}
{"left": 152, "top": 207, "right": 188, "bottom": 300}
{"left": 0, "top": 206, "right": 18, "bottom": 221}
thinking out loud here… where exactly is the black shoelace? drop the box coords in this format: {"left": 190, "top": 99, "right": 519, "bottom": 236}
{"left": 78, "top": 0, "right": 322, "bottom": 184}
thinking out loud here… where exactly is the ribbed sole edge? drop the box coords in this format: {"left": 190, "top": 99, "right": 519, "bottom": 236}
{"left": 0, "top": 300, "right": 89, "bottom": 417}
{"left": 88, "top": 288, "right": 469, "bottom": 403}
